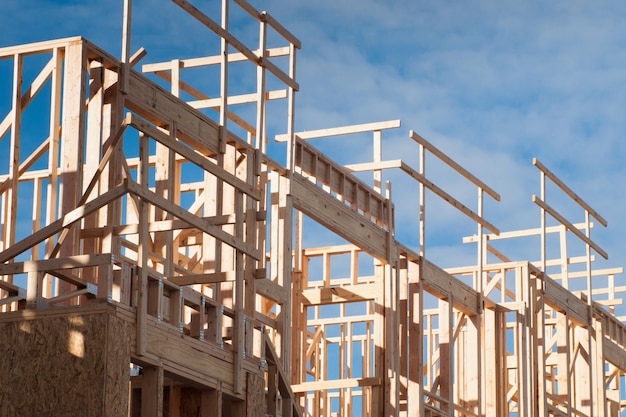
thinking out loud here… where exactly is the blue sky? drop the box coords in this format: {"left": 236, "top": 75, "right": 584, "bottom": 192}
{"left": 2, "top": 0, "right": 626, "bottom": 274}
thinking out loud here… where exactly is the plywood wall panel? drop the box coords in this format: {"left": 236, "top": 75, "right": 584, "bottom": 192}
{"left": 246, "top": 372, "right": 266, "bottom": 417}
{"left": 0, "top": 309, "right": 130, "bottom": 417}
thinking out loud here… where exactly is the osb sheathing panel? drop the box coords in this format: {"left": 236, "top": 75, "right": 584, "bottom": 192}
{"left": 178, "top": 387, "right": 205, "bottom": 416}
{"left": 105, "top": 314, "right": 132, "bottom": 417}
{"left": 0, "top": 309, "right": 131, "bottom": 417}
{"left": 246, "top": 372, "right": 266, "bottom": 417}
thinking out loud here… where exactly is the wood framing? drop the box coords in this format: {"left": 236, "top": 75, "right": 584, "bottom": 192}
{"left": 1, "top": 1, "right": 626, "bottom": 416}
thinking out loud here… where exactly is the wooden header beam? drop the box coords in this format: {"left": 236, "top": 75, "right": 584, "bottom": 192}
{"left": 141, "top": 46, "right": 291, "bottom": 73}
{"left": 462, "top": 222, "right": 595, "bottom": 243}
{"left": 275, "top": 119, "right": 401, "bottom": 142}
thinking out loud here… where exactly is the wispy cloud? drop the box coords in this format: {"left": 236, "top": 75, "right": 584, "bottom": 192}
{"left": 3, "top": 0, "right": 626, "bottom": 270}
{"left": 259, "top": 0, "right": 626, "bottom": 267}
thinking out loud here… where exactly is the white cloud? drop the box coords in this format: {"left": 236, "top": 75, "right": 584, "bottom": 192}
{"left": 3, "top": 0, "right": 626, "bottom": 272}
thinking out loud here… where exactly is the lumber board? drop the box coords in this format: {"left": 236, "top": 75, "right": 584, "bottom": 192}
{"left": 291, "top": 173, "right": 390, "bottom": 261}
{"left": 129, "top": 47, "right": 147, "bottom": 67}
{"left": 188, "top": 89, "right": 287, "bottom": 108}
{"left": 421, "top": 259, "right": 481, "bottom": 315}
{"left": 144, "top": 322, "right": 235, "bottom": 386}
{"left": 126, "top": 69, "right": 261, "bottom": 156}
{"left": 552, "top": 266, "right": 623, "bottom": 280}
{"left": 128, "top": 114, "right": 260, "bottom": 200}
{"left": 533, "top": 158, "right": 607, "bottom": 227}
{"left": 533, "top": 195, "right": 608, "bottom": 259}
{"left": 276, "top": 119, "right": 400, "bottom": 141}
{"left": 0, "top": 253, "right": 113, "bottom": 275}
{"left": 291, "top": 377, "right": 381, "bottom": 393}
{"left": 125, "top": 70, "right": 221, "bottom": 155}
{"left": 126, "top": 179, "right": 261, "bottom": 260}
{"left": 463, "top": 222, "right": 595, "bottom": 242}
{"left": 0, "top": 110, "right": 11, "bottom": 143}
{"left": 168, "top": 271, "right": 236, "bottom": 286}
{"left": 543, "top": 276, "right": 590, "bottom": 325}
{"left": 264, "top": 334, "right": 303, "bottom": 417}
{"left": 294, "top": 139, "right": 389, "bottom": 224}
{"left": 170, "top": 0, "right": 298, "bottom": 91}
{"left": 141, "top": 46, "right": 292, "bottom": 72}
{"left": 150, "top": 69, "right": 257, "bottom": 134}
{"left": 347, "top": 158, "right": 500, "bottom": 234}
{"left": 80, "top": 214, "right": 234, "bottom": 238}
{"left": 300, "top": 283, "right": 380, "bottom": 306}
{"left": 5, "top": 51, "right": 23, "bottom": 255}
{"left": 20, "top": 55, "right": 55, "bottom": 110}
{"left": 0, "top": 182, "right": 128, "bottom": 263}
{"left": 231, "top": 0, "right": 301, "bottom": 48}
{"left": 0, "top": 36, "right": 83, "bottom": 58}
{"left": 255, "top": 278, "right": 288, "bottom": 304}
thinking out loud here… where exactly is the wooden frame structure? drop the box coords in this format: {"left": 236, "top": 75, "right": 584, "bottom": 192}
{"left": 1, "top": 1, "right": 626, "bottom": 416}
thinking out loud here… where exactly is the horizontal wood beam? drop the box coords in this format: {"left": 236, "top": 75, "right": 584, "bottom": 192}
{"left": 80, "top": 214, "right": 235, "bottom": 238}
{"left": 0, "top": 37, "right": 86, "bottom": 58}
{"left": 463, "top": 222, "right": 594, "bottom": 243}
{"left": 168, "top": 271, "right": 236, "bottom": 286}
{"left": 144, "top": 315, "right": 235, "bottom": 386}
{"left": 141, "top": 47, "right": 291, "bottom": 72}
{"left": 551, "top": 267, "right": 624, "bottom": 280}
{"left": 170, "top": 0, "right": 298, "bottom": 90}
{"left": 150, "top": 69, "right": 256, "bottom": 134}
{"left": 302, "top": 244, "right": 360, "bottom": 257}
{"left": 126, "top": 71, "right": 221, "bottom": 156}
{"left": 291, "top": 377, "right": 381, "bottom": 393}
{"left": 231, "top": 0, "right": 301, "bottom": 48}
{"left": 300, "top": 283, "right": 379, "bottom": 306}
{"left": 276, "top": 119, "right": 400, "bottom": 142}
{"left": 188, "top": 89, "right": 287, "bottom": 109}
{"left": 0, "top": 253, "right": 113, "bottom": 274}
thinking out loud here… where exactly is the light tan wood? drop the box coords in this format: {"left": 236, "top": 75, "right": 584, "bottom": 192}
{"left": 141, "top": 46, "right": 291, "bottom": 73}
{"left": 533, "top": 158, "right": 607, "bottom": 227}
{"left": 533, "top": 195, "right": 608, "bottom": 259}
{"left": 276, "top": 119, "right": 401, "bottom": 141}
{"left": 291, "top": 173, "right": 390, "bottom": 261}
{"left": 1, "top": 7, "right": 625, "bottom": 417}
{"left": 300, "top": 283, "right": 380, "bottom": 305}
{"left": 170, "top": 0, "right": 298, "bottom": 91}
{"left": 188, "top": 89, "right": 287, "bottom": 109}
